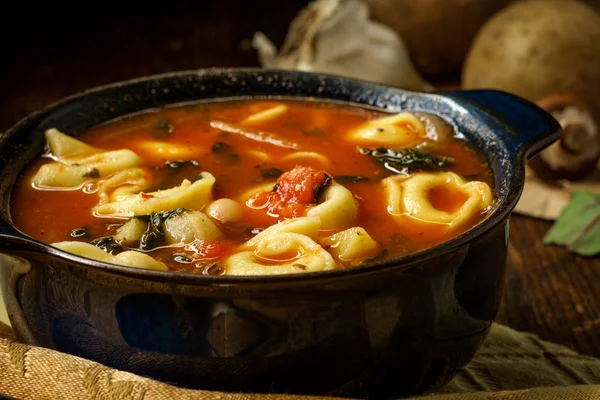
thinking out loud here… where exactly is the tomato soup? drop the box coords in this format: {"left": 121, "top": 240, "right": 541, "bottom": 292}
{"left": 10, "top": 99, "right": 494, "bottom": 275}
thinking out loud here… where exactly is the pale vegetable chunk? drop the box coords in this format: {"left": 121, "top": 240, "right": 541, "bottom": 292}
{"left": 31, "top": 129, "right": 142, "bottom": 188}
{"left": 243, "top": 104, "right": 288, "bottom": 123}
{"left": 93, "top": 172, "right": 216, "bottom": 218}
{"left": 114, "top": 218, "right": 148, "bottom": 243}
{"left": 349, "top": 112, "right": 426, "bottom": 146}
{"left": 164, "top": 211, "right": 224, "bottom": 244}
{"left": 225, "top": 232, "right": 337, "bottom": 275}
{"left": 382, "top": 172, "right": 493, "bottom": 228}
{"left": 307, "top": 183, "right": 358, "bottom": 230}
{"left": 321, "top": 227, "right": 381, "bottom": 266}
{"left": 51, "top": 241, "right": 168, "bottom": 271}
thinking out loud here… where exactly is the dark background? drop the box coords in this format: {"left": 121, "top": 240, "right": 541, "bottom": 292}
{"left": 2, "top": 0, "right": 599, "bottom": 358}
{"left": 0, "top": 0, "right": 309, "bottom": 130}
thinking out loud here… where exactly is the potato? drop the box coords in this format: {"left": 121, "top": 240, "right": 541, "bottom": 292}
{"left": 365, "top": 0, "right": 508, "bottom": 77}
{"left": 462, "top": 0, "right": 600, "bottom": 118}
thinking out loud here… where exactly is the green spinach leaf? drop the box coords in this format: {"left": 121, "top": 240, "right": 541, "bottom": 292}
{"left": 139, "top": 208, "right": 187, "bottom": 250}
{"left": 164, "top": 160, "right": 199, "bottom": 169}
{"left": 301, "top": 127, "right": 327, "bottom": 137}
{"left": 155, "top": 119, "right": 174, "bottom": 137}
{"left": 212, "top": 141, "right": 239, "bottom": 163}
{"left": 543, "top": 191, "right": 600, "bottom": 256}
{"left": 313, "top": 173, "right": 333, "bottom": 202}
{"left": 90, "top": 236, "right": 123, "bottom": 255}
{"left": 70, "top": 228, "right": 89, "bottom": 238}
{"left": 260, "top": 167, "right": 284, "bottom": 179}
{"left": 359, "top": 146, "right": 454, "bottom": 174}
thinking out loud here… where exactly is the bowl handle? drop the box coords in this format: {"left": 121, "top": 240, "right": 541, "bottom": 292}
{"left": 0, "top": 217, "right": 39, "bottom": 252}
{"left": 443, "top": 89, "right": 562, "bottom": 160}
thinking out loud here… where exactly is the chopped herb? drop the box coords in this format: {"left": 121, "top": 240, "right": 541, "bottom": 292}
{"left": 173, "top": 253, "right": 194, "bottom": 263}
{"left": 90, "top": 236, "right": 123, "bottom": 255}
{"left": 359, "top": 146, "right": 454, "bottom": 174}
{"left": 155, "top": 118, "right": 173, "bottom": 137}
{"left": 165, "top": 160, "right": 200, "bottom": 169}
{"left": 333, "top": 175, "right": 370, "bottom": 183}
{"left": 211, "top": 141, "right": 239, "bottom": 162}
{"left": 301, "top": 127, "right": 327, "bottom": 137}
{"left": 543, "top": 191, "right": 600, "bottom": 256}
{"left": 293, "top": 263, "right": 307, "bottom": 270}
{"left": 203, "top": 263, "right": 225, "bottom": 275}
{"left": 139, "top": 208, "right": 188, "bottom": 250}
{"left": 260, "top": 167, "right": 284, "bottom": 179}
{"left": 314, "top": 173, "right": 333, "bottom": 202}
{"left": 70, "top": 228, "right": 89, "bottom": 238}
{"left": 82, "top": 168, "right": 100, "bottom": 178}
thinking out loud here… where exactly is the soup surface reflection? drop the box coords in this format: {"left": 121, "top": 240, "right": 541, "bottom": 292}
{"left": 11, "top": 99, "right": 494, "bottom": 275}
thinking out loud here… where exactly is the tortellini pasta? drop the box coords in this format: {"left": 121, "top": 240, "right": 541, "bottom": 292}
{"left": 282, "top": 151, "right": 330, "bottom": 167}
{"left": 97, "top": 168, "right": 152, "bottom": 204}
{"left": 349, "top": 112, "right": 426, "bottom": 146}
{"left": 225, "top": 217, "right": 337, "bottom": 275}
{"left": 138, "top": 141, "right": 201, "bottom": 158}
{"left": 321, "top": 227, "right": 381, "bottom": 266}
{"left": 306, "top": 183, "right": 358, "bottom": 230}
{"left": 247, "top": 216, "right": 322, "bottom": 246}
{"left": 45, "top": 127, "right": 97, "bottom": 157}
{"left": 93, "top": 172, "right": 216, "bottom": 217}
{"left": 31, "top": 128, "right": 142, "bottom": 188}
{"left": 382, "top": 172, "right": 493, "bottom": 228}
{"left": 17, "top": 101, "right": 496, "bottom": 277}
{"left": 51, "top": 241, "right": 168, "bottom": 271}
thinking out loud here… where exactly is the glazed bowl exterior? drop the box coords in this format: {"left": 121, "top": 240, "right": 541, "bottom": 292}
{"left": 0, "top": 69, "right": 560, "bottom": 398}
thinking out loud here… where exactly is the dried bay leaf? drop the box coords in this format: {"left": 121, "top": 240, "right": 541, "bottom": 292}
{"left": 543, "top": 191, "right": 600, "bottom": 257}
{"left": 514, "top": 165, "right": 600, "bottom": 220}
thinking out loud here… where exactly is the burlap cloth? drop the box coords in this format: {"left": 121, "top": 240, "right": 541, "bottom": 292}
{"left": 0, "top": 322, "right": 599, "bottom": 400}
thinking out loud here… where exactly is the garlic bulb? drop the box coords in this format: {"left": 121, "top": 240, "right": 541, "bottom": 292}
{"left": 252, "top": 0, "right": 432, "bottom": 91}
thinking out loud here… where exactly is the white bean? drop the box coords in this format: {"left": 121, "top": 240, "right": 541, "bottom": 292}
{"left": 206, "top": 198, "right": 244, "bottom": 224}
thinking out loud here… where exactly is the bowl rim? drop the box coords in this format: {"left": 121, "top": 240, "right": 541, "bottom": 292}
{"left": 1, "top": 67, "right": 524, "bottom": 285}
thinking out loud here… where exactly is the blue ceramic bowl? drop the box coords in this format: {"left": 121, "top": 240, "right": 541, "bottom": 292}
{"left": 0, "top": 69, "right": 560, "bottom": 398}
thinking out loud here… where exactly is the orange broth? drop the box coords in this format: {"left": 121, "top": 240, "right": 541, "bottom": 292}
{"left": 10, "top": 99, "right": 493, "bottom": 274}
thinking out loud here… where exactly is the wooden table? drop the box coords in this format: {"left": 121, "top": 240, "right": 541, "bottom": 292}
{"left": 2, "top": 0, "right": 599, "bottom": 358}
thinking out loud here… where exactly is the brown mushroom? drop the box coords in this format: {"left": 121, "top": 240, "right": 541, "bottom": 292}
{"left": 529, "top": 93, "right": 600, "bottom": 181}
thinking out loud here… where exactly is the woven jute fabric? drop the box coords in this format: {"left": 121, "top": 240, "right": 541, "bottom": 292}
{"left": 0, "top": 322, "right": 599, "bottom": 400}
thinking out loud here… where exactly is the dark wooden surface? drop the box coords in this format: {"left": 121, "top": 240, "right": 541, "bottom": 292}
{"left": 2, "top": 0, "right": 599, "bottom": 358}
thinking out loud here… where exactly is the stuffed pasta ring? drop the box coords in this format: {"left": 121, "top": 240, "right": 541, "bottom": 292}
{"left": 382, "top": 171, "right": 493, "bottom": 228}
